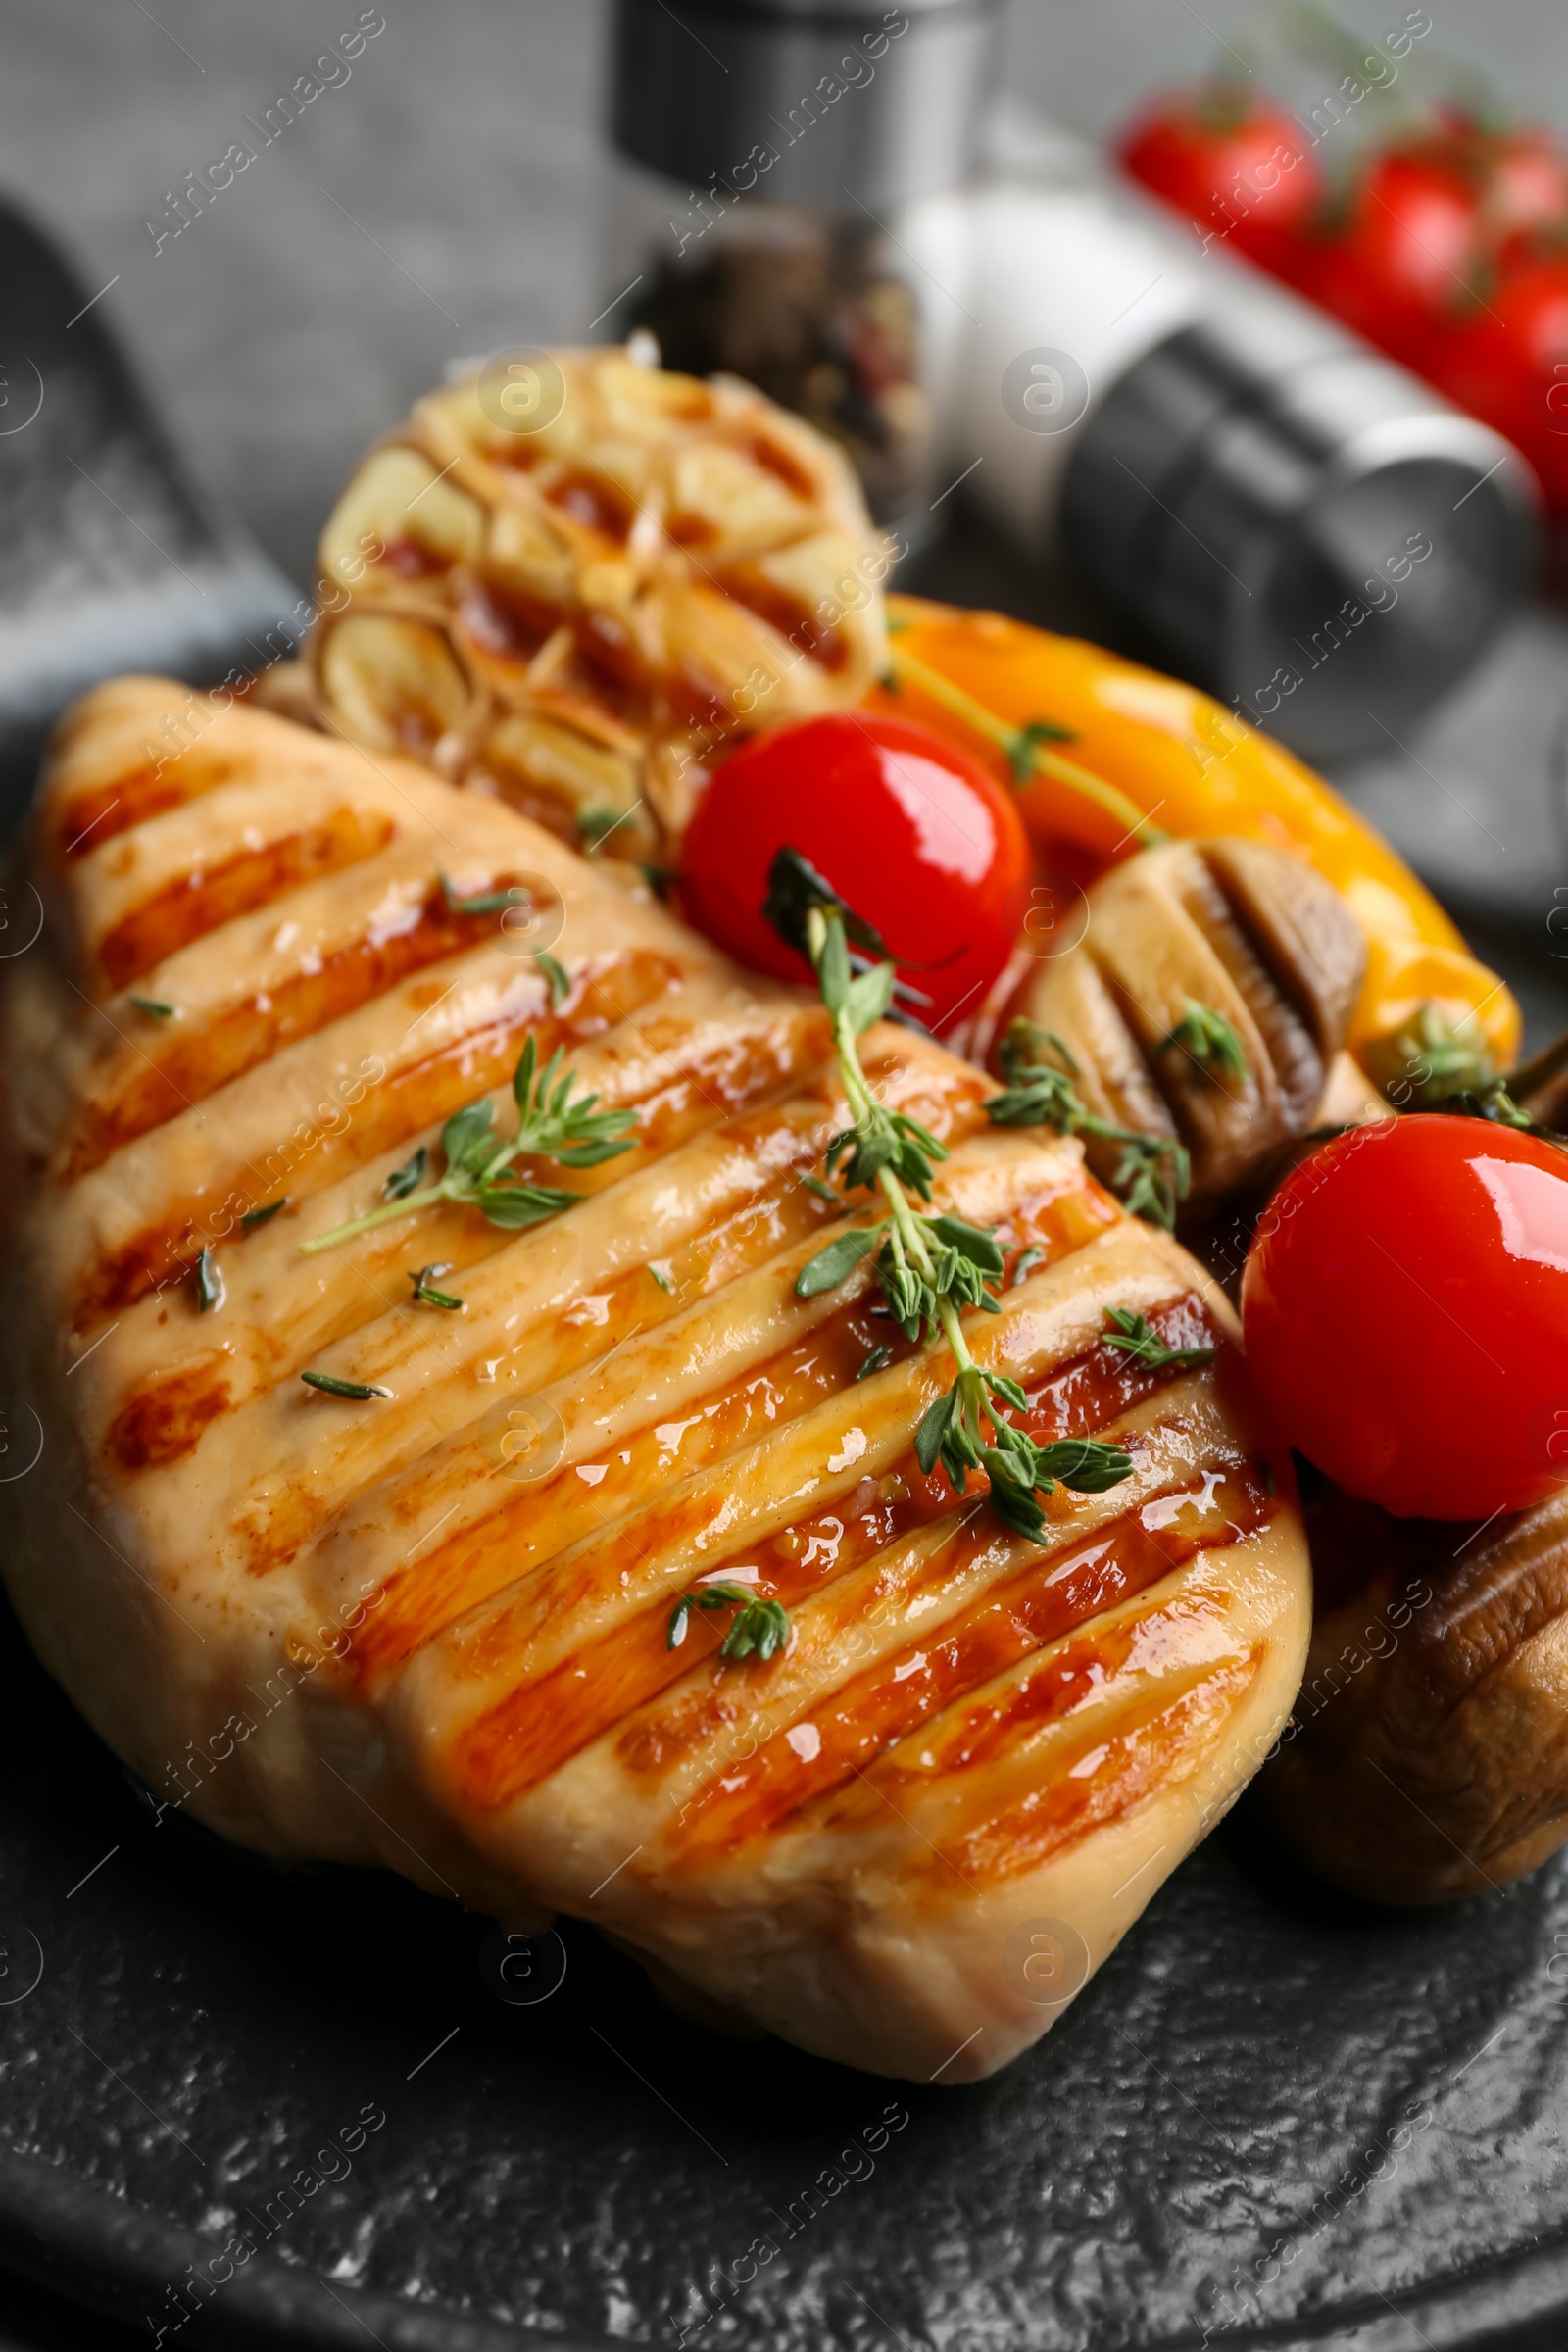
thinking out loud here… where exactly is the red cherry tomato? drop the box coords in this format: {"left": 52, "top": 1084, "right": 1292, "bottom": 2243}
{"left": 679, "top": 713, "right": 1032, "bottom": 1033}
{"left": 1241, "top": 1116, "right": 1568, "bottom": 1520}
{"left": 1427, "top": 251, "right": 1568, "bottom": 511}
{"left": 1320, "top": 149, "right": 1483, "bottom": 366}
{"left": 1118, "top": 88, "right": 1325, "bottom": 275}
{"left": 1432, "top": 107, "right": 1568, "bottom": 244}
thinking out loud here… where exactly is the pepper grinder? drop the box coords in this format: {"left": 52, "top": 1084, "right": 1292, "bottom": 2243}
{"left": 602, "top": 0, "right": 1000, "bottom": 534}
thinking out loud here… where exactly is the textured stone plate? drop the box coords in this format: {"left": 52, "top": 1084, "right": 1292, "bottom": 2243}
{"left": 6, "top": 1534, "right": 1568, "bottom": 2352}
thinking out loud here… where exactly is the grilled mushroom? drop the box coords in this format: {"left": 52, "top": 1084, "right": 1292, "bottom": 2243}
{"left": 1011, "top": 836, "right": 1369, "bottom": 1209}
{"left": 1262, "top": 1480, "right": 1568, "bottom": 1903}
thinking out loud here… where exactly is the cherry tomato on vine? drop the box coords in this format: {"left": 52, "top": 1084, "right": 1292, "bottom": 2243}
{"left": 679, "top": 712, "right": 1032, "bottom": 1034}
{"left": 1241, "top": 1115, "right": 1568, "bottom": 1521}
{"left": 1432, "top": 106, "right": 1568, "bottom": 246}
{"left": 1320, "top": 149, "right": 1483, "bottom": 365}
{"left": 1118, "top": 88, "right": 1325, "bottom": 273}
{"left": 1427, "top": 251, "right": 1568, "bottom": 511}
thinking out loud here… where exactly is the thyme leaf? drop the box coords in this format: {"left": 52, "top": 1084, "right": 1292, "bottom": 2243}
{"left": 667, "top": 1582, "right": 790, "bottom": 1663}
{"left": 241, "top": 1197, "right": 288, "bottom": 1232}
{"left": 410, "top": 1262, "right": 465, "bottom": 1309}
{"left": 1102, "top": 1307, "right": 1214, "bottom": 1372}
{"left": 534, "top": 950, "right": 570, "bottom": 1009}
{"left": 383, "top": 1146, "right": 428, "bottom": 1200}
{"left": 193, "top": 1246, "right": 224, "bottom": 1313}
{"left": 439, "top": 873, "right": 536, "bottom": 918}
{"left": 301, "top": 1369, "right": 391, "bottom": 1400}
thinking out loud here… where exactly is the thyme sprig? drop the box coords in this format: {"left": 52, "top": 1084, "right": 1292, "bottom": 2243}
{"left": 300, "top": 1036, "right": 637, "bottom": 1255}
{"left": 667, "top": 1582, "right": 790, "bottom": 1662}
{"left": 988, "top": 1020, "right": 1191, "bottom": 1231}
{"left": 1102, "top": 1308, "right": 1214, "bottom": 1372}
{"left": 765, "top": 852, "right": 1134, "bottom": 1542}
{"left": 763, "top": 845, "right": 933, "bottom": 1012}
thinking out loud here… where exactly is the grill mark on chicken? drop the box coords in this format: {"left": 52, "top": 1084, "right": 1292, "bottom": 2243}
{"left": 922, "top": 1649, "right": 1264, "bottom": 1888}
{"left": 340, "top": 1206, "right": 1149, "bottom": 1700}
{"left": 438, "top": 1315, "right": 1223, "bottom": 1816}
{"left": 260, "top": 1139, "right": 1078, "bottom": 1613}
{"left": 73, "top": 949, "right": 680, "bottom": 1322}
{"left": 84, "top": 1018, "right": 903, "bottom": 1483}
{"left": 143, "top": 1058, "right": 992, "bottom": 1578}
{"left": 346, "top": 1294, "right": 900, "bottom": 1683}
{"left": 406, "top": 1219, "right": 1174, "bottom": 1750}
{"left": 95, "top": 810, "right": 400, "bottom": 989}
{"left": 69, "top": 875, "right": 562, "bottom": 1175}
{"left": 226, "top": 1146, "right": 863, "bottom": 1581}
{"left": 665, "top": 1464, "right": 1271, "bottom": 1861}
{"left": 106, "top": 1356, "right": 234, "bottom": 1473}
{"left": 56, "top": 763, "right": 191, "bottom": 859}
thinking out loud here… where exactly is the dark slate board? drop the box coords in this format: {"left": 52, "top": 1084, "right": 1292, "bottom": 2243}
{"left": 7, "top": 1573, "right": 1568, "bottom": 2352}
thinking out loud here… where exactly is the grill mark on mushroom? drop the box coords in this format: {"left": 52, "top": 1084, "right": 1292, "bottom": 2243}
{"left": 1176, "top": 853, "right": 1322, "bottom": 1131}
{"left": 1010, "top": 836, "right": 1367, "bottom": 1209}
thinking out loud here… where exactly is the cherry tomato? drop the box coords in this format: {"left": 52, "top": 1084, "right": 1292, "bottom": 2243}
{"left": 1118, "top": 88, "right": 1325, "bottom": 275}
{"left": 1432, "top": 107, "right": 1568, "bottom": 245}
{"left": 1241, "top": 1115, "right": 1568, "bottom": 1520}
{"left": 679, "top": 712, "right": 1032, "bottom": 1033}
{"left": 1426, "top": 251, "right": 1568, "bottom": 511}
{"left": 1320, "top": 149, "right": 1482, "bottom": 367}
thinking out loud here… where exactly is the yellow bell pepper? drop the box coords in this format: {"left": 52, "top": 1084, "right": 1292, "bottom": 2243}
{"left": 864, "top": 595, "right": 1520, "bottom": 1072}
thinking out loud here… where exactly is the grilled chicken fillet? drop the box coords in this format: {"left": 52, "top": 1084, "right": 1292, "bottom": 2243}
{"left": 0, "top": 677, "right": 1310, "bottom": 2081}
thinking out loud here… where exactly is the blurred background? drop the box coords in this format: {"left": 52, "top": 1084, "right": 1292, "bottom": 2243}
{"left": 4, "top": 0, "right": 1560, "bottom": 584}
{"left": 5, "top": 0, "right": 1568, "bottom": 967}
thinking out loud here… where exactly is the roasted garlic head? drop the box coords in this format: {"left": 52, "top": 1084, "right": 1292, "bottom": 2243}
{"left": 307, "top": 346, "right": 890, "bottom": 864}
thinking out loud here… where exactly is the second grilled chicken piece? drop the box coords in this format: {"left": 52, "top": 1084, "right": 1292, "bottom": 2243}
{"left": 1010, "top": 836, "right": 1369, "bottom": 1209}
{"left": 1263, "top": 1480, "right": 1568, "bottom": 1903}
{"left": 2, "top": 678, "right": 1310, "bottom": 2081}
